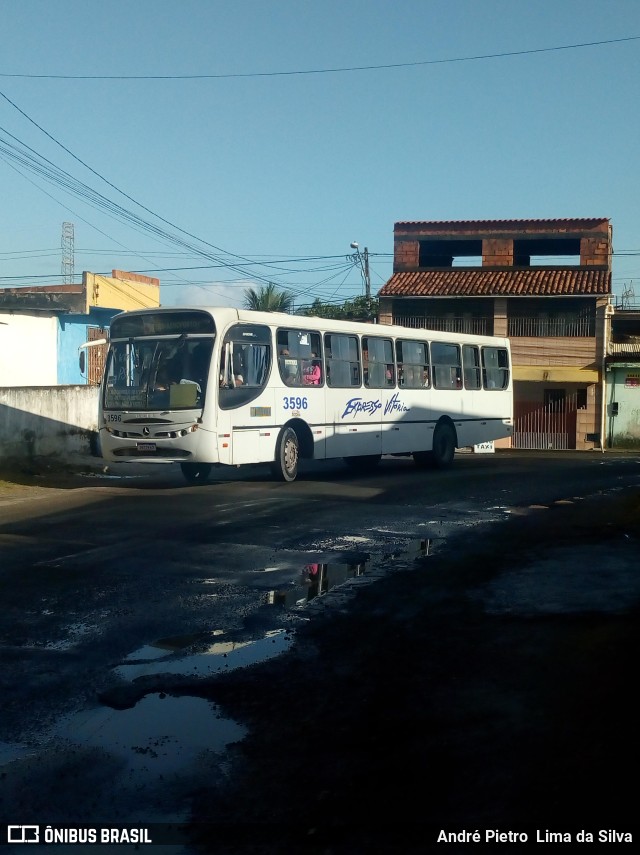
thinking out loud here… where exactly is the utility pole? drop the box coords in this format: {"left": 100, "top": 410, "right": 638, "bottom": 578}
{"left": 350, "top": 241, "right": 371, "bottom": 301}
{"left": 362, "top": 246, "right": 371, "bottom": 302}
{"left": 351, "top": 240, "right": 371, "bottom": 315}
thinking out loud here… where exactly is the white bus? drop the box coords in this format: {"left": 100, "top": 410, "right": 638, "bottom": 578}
{"left": 98, "top": 307, "right": 512, "bottom": 483}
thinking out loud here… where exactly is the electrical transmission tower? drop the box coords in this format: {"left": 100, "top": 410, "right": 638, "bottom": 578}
{"left": 621, "top": 282, "right": 635, "bottom": 309}
{"left": 61, "top": 222, "right": 75, "bottom": 284}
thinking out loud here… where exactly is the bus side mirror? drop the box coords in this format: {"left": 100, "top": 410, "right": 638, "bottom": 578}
{"left": 79, "top": 351, "right": 86, "bottom": 373}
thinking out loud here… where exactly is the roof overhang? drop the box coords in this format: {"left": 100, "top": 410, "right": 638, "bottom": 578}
{"left": 379, "top": 268, "right": 611, "bottom": 299}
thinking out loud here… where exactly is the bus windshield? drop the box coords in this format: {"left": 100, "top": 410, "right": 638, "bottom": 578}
{"left": 103, "top": 337, "right": 214, "bottom": 411}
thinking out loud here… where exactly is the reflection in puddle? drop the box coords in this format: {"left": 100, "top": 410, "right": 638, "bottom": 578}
{"left": 382, "top": 538, "right": 432, "bottom": 560}
{"left": 268, "top": 561, "right": 366, "bottom": 609}
{"left": 55, "top": 694, "right": 246, "bottom": 775}
{"left": 125, "top": 629, "right": 226, "bottom": 662}
{"left": 115, "top": 629, "right": 291, "bottom": 681}
{"left": 268, "top": 541, "right": 431, "bottom": 610}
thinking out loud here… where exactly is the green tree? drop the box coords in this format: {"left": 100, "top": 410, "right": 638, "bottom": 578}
{"left": 303, "top": 295, "right": 379, "bottom": 322}
{"left": 243, "top": 282, "right": 294, "bottom": 313}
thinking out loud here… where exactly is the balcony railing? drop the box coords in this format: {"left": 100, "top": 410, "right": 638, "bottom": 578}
{"left": 391, "top": 315, "right": 595, "bottom": 338}
{"left": 508, "top": 316, "right": 594, "bottom": 337}
{"left": 392, "top": 316, "right": 492, "bottom": 335}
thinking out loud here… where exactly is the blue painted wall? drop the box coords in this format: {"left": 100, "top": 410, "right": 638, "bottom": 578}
{"left": 57, "top": 308, "right": 117, "bottom": 384}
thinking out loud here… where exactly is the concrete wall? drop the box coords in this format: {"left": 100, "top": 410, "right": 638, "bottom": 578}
{"left": 0, "top": 385, "right": 100, "bottom": 470}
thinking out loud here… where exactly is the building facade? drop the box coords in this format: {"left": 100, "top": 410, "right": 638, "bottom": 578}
{"left": 0, "top": 270, "right": 160, "bottom": 387}
{"left": 378, "top": 218, "right": 612, "bottom": 450}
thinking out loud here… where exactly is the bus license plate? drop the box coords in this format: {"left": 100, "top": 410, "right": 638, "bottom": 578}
{"left": 136, "top": 442, "right": 156, "bottom": 452}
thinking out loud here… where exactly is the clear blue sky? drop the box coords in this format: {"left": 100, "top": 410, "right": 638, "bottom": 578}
{"left": 1, "top": 0, "right": 639, "bottom": 309}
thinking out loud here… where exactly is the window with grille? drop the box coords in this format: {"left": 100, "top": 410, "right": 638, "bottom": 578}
{"left": 87, "top": 327, "right": 108, "bottom": 386}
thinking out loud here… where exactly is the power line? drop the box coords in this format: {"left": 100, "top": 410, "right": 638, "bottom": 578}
{"left": 0, "top": 90, "right": 323, "bottom": 286}
{"left": 0, "top": 36, "right": 637, "bottom": 79}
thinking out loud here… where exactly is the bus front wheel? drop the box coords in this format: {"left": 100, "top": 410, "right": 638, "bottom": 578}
{"left": 181, "top": 462, "right": 212, "bottom": 484}
{"left": 272, "top": 426, "right": 299, "bottom": 482}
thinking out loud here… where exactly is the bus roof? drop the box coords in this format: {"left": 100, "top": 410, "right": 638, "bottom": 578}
{"left": 110, "top": 305, "right": 510, "bottom": 347}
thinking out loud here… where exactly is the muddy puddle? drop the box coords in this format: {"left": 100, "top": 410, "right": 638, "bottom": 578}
{"left": 54, "top": 693, "right": 246, "bottom": 777}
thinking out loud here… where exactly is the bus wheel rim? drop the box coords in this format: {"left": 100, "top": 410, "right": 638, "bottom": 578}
{"left": 284, "top": 433, "right": 298, "bottom": 474}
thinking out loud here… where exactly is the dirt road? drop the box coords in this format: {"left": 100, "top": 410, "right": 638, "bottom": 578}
{"left": 0, "top": 460, "right": 638, "bottom": 854}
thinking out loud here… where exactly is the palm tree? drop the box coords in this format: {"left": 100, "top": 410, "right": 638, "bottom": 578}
{"left": 243, "top": 282, "right": 294, "bottom": 313}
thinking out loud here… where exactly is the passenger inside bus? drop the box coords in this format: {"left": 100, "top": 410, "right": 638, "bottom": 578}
{"left": 153, "top": 360, "right": 181, "bottom": 391}
{"left": 302, "top": 353, "right": 322, "bottom": 385}
{"left": 279, "top": 349, "right": 298, "bottom": 385}
{"left": 219, "top": 348, "right": 245, "bottom": 387}
{"left": 152, "top": 368, "right": 171, "bottom": 392}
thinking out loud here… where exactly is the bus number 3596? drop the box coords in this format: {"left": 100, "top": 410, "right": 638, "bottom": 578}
{"left": 283, "top": 396, "right": 308, "bottom": 410}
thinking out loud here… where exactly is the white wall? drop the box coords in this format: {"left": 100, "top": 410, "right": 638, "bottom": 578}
{"left": 0, "top": 385, "right": 100, "bottom": 468}
{"left": 0, "top": 313, "right": 58, "bottom": 386}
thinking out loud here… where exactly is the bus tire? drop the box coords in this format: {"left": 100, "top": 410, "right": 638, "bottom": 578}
{"left": 344, "top": 454, "right": 381, "bottom": 472}
{"left": 181, "top": 462, "right": 212, "bottom": 484}
{"left": 431, "top": 421, "right": 456, "bottom": 469}
{"left": 272, "top": 426, "right": 299, "bottom": 482}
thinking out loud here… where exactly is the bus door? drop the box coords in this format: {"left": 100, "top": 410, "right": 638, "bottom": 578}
{"left": 386, "top": 339, "right": 430, "bottom": 453}
{"left": 324, "top": 332, "right": 382, "bottom": 458}
{"left": 217, "top": 324, "right": 274, "bottom": 465}
{"left": 460, "top": 344, "right": 483, "bottom": 445}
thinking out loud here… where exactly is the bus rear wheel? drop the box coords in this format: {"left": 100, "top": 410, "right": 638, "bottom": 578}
{"left": 413, "top": 422, "right": 457, "bottom": 470}
{"left": 181, "top": 462, "right": 212, "bottom": 484}
{"left": 272, "top": 426, "right": 299, "bottom": 482}
{"left": 431, "top": 422, "right": 456, "bottom": 469}
{"left": 344, "top": 454, "right": 381, "bottom": 472}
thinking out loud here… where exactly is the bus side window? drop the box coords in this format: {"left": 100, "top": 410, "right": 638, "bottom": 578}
{"left": 431, "top": 342, "right": 462, "bottom": 390}
{"left": 219, "top": 323, "right": 271, "bottom": 407}
{"left": 482, "top": 346, "right": 510, "bottom": 390}
{"left": 397, "top": 340, "right": 430, "bottom": 389}
{"left": 325, "top": 333, "right": 360, "bottom": 388}
{"left": 363, "top": 336, "right": 394, "bottom": 388}
{"left": 276, "top": 329, "right": 322, "bottom": 387}
{"left": 462, "top": 345, "right": 481, "bottom": 390}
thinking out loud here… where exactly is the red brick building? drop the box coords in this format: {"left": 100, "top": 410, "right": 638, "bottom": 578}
{"left": 378, "top": 218, "right": 612, "bottom": 449}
